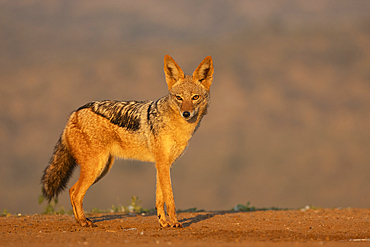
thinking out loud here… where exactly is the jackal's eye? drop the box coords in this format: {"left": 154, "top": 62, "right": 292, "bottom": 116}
{"left": 192, "top": 95, "right": 200, "bottom": 100}
{"left": 175, "top": 95, "right": 182, "bottom": 101}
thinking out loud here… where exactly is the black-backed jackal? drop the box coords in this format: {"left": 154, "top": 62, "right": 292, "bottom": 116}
{"left": 41, "top": 55, "right": 214, "bottom": 227}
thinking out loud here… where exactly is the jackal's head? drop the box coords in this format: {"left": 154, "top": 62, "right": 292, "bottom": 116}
{"left": 164, "top": 55, "right": 214, "bottom": 121}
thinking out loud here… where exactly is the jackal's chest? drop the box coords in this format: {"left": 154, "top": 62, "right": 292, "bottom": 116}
{"left": 163, "top": 120, "right": 198, "bottom": 157}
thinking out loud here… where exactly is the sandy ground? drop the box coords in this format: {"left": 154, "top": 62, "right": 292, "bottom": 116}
{"left": 1, "top": 208, "right": 370, "bottom": 246}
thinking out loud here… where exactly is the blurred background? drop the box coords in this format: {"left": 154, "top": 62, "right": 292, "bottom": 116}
{"left": 1, "top": 0, "right": 370, "bottom": 214}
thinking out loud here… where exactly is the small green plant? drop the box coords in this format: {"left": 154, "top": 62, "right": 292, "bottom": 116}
{"left": 38, "top": 194, "right": 68, "bottom": 215}
{"left": 233, "top": 202, "right": 256, "bottom": 212}
{"left": 39, "top": 194, "right": 152, "bottom": 215}
{"left": 300, "top": 205, "right": 319, "bottom": 211}
{"left": 233, "top": 202, "right": 289, "bottom": 212}
{"left": 2, "top": 209, "right": 10, "bottom": 217}
{"left": 110, "top": 204, "right": 124, "bottom": 213}
{"left": 124, "top": 196, "right": 146, "bottom": 213}
{"left": 91, "top": 207, "right": 107, "bottom": 213}
{"left": 177, "top": 207, "right": 205, "bottom": 213}
{"left": 89, "top": 196, "right": 152, "bottom": 214}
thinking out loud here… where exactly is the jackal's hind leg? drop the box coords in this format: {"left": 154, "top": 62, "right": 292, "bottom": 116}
{"left": 69, "top": 178, "right": 97, "bottom": 227}
{"left": 69, "top": 158, "right": 111, "bottom": 227}
{"left": 69, "top": 182, "right": 79, "bottom": 224}
{"left": 93, "top": 155, "right": 114, "bottom": 185}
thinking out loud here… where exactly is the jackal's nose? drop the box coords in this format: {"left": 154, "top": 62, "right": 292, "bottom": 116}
{"left": 182, "top": 111, "right": 191, "bottom": 118}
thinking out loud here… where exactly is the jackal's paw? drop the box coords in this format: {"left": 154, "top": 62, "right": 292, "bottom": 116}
{"left": 80, "top": 218, "right": 97, "bottom": 227}
{"left": 170, "top": 222, "right": 183, "bottom": 228}
{"left": 159, "top": 219, "right": 171, "bottom": 228}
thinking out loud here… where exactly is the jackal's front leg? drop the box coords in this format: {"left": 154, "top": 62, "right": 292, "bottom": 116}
{"left": 155, "top": 172, "right": 168, "bottom": 227}
{"left": 155, "top": 165, "right": 182, "bottom": 228}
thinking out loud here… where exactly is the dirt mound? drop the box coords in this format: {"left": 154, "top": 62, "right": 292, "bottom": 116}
{"left": 1, "top": 208, "right": 369, "bottom": 246}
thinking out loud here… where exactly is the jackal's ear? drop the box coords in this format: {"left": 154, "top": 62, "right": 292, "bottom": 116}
{"left": 193, "top": 56, "right": 214, "bottom": 91}
{"left": 164, "top": 55, "right": 185, "bottom": 90}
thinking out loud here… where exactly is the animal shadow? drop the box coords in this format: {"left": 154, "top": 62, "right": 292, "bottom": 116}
{"left": 88, "top": 212, "right": 220, "bottom": 228}
{"left": 179, "top": 213, "right": 215, "bottom": 227}
{"left": 88, "top": 213, "right": 137, "bottom": 223}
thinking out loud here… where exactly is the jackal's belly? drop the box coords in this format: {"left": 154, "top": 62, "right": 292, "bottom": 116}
{"left": 109, "top": 141, "right": 155, "bottom": 163}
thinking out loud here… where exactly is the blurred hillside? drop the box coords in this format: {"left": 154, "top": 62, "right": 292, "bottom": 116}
{"left": 1, "top": 0, "right": 370, "bottom": 214}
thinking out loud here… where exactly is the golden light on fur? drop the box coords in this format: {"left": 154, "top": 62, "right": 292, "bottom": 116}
{"left": 41, "top": 55, "right": 214, "bottom": 227}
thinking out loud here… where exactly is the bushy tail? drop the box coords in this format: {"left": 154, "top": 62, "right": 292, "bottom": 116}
{"left": 41, "top": 135, "right": 77, "bottom": 201}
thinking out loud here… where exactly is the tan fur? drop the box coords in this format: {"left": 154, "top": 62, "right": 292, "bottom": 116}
{"left": 41, "top": 55, "right": 214, "bottom": 227}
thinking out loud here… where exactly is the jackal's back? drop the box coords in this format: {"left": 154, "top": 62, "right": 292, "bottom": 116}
{"left": 77, "top": 100, "right": 152, "bottom": 131}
